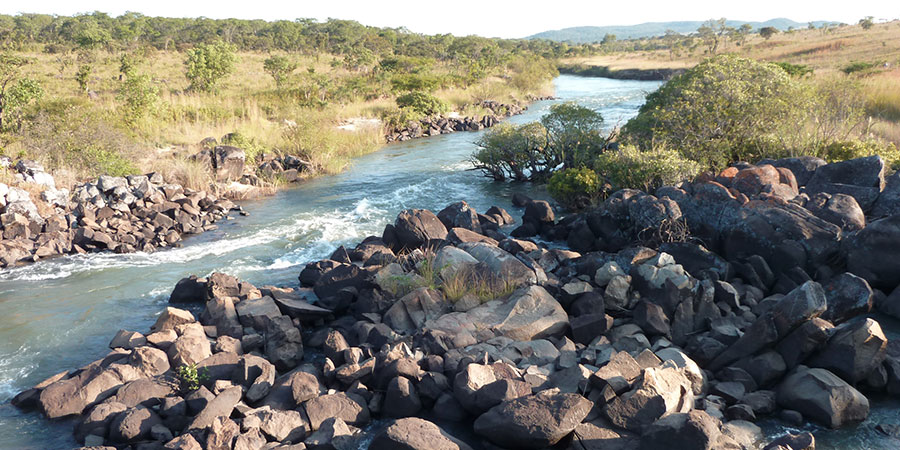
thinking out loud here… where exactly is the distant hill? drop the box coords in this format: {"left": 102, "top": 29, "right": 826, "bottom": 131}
{"left": 528, "top": 18, "right": 839, "bottom": 43}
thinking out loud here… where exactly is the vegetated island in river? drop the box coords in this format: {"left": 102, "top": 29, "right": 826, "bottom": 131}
{"left": 12, "top": 150, "right": 900, "bottom": 449}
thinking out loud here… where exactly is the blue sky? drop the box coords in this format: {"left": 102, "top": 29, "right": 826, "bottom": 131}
{"left": 0, "top": 0, "right": 895, "bottom": 38}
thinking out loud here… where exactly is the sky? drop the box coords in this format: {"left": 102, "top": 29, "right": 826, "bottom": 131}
{"left": 0, "top": 0, "right": 896, "bottom": 39}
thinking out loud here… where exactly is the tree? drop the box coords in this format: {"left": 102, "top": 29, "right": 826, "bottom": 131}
{"left": 263, "top": 55, "right": 298, "bottom": 88}
{"left": 117, "top": 72, "right": 158, "bottom": 123}
{"left": 759, "top": 27, "right": 779, "bottom": 40}
{"left": 0, "top": 54, "right": 43, "bottom": 130}
{"left": 697, "top": 18, "right": 730, "bottom": 55}
{"left": 622, "top": 54, "right": 808, "bottom": 169}
{"left": 541, "top": 102, "right": 608, "bottom": 169}
{"left": 395, "top": 91, "right": 447, "bottom": 116}
{"left": 184, "top": 41, "right": 237, "bottom": 92}
{"left": 859, "top": 16, "right": 874, "bottom": 30}
{"left": 601, "top": 33, "right": 617, "bottom": 46}
{"left": 75, "top": 64, "right": 92, "bottom": 92}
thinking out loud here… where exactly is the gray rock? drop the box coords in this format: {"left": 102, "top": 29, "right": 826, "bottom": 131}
{"left": 109, "top": 405, "right": 162, "bottom": 443}
{"left": 776, "top": 366, "right": 869, "bottom": 428}
{"left": 844, "top": 215, "right": 900, "bottom": 291}
{"left": 808, "top": 318, "right": 887, "bottom": 384}
{"left": 638, "top": 410, "right": 721, "bottom": 450}
{"left": 474, "top": 392, "right": 591, "bottom": 449}
{"left": 604, "top": 364, "right": 694, "bottom": 432}
{"left": 370, "top": 417, "right": 473, "bottom": 450}
{"left": 821, "top": 273, "right": 873, "bottom": 324}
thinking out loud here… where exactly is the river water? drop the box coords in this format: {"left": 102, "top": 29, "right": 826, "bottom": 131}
{"left": 0, "top": 74, "right": 895, "bottom": 449}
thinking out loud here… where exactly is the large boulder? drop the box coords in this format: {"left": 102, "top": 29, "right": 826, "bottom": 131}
{"left": 807, "top": 155, "right": 884, "bottom": 211}
{"left": 370, "top": 417, "right": 473, "bottom": 450}
{"left": 188, "top": 386, "right": 243, "bottom": 431}
{"left": 383, "top": 288, "right": 450, "bottom": 334}
{"left": 871, "top": 171, "right": 900, "bottom": 218}
{"left": 844, "top": 215, "right": 900, "bottom": 291}
{"left": 776, "top": 366, "right": 869, "bottom": 428}
{"left": 603, "top": 364, "right": 695, "bottom": 432}
{"left": 437, "top": 201, "right": 481, "bottom": 234}
{"left": 473, "top": 392, "right": 592, "bottom": 449}
{"left": 304, "top": 393, "right": 370, "bottom": 430}
{"left": 820, "top": 273, "right": 873, "bottom": 324}
{"left": 806, "top": 192, "right": 865, "bottom": 232}
{"left": 109, "top": 405, "right": 162, "bottom": 443}
{"left": 479, "top": 285, "right": 567, "bottom": 341}
{"left": 459, "top": 242, "right": 537, "bottom": 287}
{"left": 394, "top": 209, "right": 448, "bottom": 251}
{"left": 213, "top": 146, "right": 246, "bottom": 182}
{"left": 764, "top": 156, "right": 827, "bottom": 186}
{"left": 807, "top": 318, "right": 887, "bottom": 384}
{"left": 639, "top": 410, "right": 721, "bottom": 450}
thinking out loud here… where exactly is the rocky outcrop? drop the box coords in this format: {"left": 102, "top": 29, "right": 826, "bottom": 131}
{"left": 385, "top": 100, "right": 531, "bottom": 143}
{"left": 0, "top": 161, "right": 237, "bottom": 268}
{"left": 17, "top": 178, "right": 900, "bottom": 449}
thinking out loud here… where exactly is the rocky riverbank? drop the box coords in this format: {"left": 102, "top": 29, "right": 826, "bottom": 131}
{"left": 385, "top": 99, "right": 553, "bottom": 143}
{"left": 558, "top": 64, "right": 684, "bottom": 81}
{"left": 0, "top": 158, "right": 243, "bottom": 268}
{"left": 14, "top": 153, "right": 900, "bottom": 450}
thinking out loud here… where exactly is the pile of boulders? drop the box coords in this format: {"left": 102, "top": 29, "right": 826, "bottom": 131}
{"left": 15, "top": 154, "right": 900, "bottom": 450}
{"left": 386, "top": 100, "right": 527, "bottom": 143}
{"left": 0, "top": 159, "right": 237, "bottom": 268}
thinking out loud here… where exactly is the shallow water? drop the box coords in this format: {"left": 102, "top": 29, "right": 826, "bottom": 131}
{"left": 0, "top": 75, "right": 661, "bottom": 448}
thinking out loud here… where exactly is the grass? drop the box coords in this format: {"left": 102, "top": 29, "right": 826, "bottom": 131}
{"left": 1, "top": 47, "right": 551, "bottom": 187}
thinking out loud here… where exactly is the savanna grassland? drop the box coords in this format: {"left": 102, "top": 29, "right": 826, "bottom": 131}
{"left": 0, "top": 13, "right": 583, "bottom": 189}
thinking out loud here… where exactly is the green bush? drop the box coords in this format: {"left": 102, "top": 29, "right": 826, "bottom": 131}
{"left": 184, "top": 41, "right": 237, "bottom": 92}
{"left": 594, "top": 145, "right": 702, "bottom": 192}
{"left": 117, "top": 73, "right": 159, "bottom": 123}
{"left": 548, "top": 167, "right": 603, "bottom": 209}
{"left": 263, "top": 55, "right": 298, "bottom": 88}
{"left": 395, "top": 91, "right": 447, "bottom": 116}
{"left": 772, "top": 62, "right": 812, "bottom": 77}
{"left": 222, "top": 131, "right": 267, "bottom": 165}
{"left": 842, "top": 61, "right": 883, "bottom": 75}
{"left": 541, "top": 102, "right": 608, "bottom": 168}
{"left": 820, "top": 140, "right": 900, "bottom": 170}
{"left": 622, "top": 54, "right": 808, "bottom": 170}
{"left": 176, "top": 363, "right": 209, "bottom": 392}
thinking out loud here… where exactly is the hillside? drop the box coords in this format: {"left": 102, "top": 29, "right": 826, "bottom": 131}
{"left": 529, "top": 18, "right": 837, "bottom": 42}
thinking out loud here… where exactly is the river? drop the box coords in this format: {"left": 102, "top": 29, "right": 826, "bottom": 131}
{"left": 0, "top": 74, "right": 895, "bottom": 449}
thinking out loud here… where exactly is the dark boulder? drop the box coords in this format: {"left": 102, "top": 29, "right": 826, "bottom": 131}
{"left": 776, "top": 366, "right": 869, "bottom": 428}
{"left": 808, "top": 318, "right": 887, "bottom": 384}
{"left": 844, "top": 215, "right": 900, "bottom": 291}
{"left": 806, "top": 193, "right": 865, "bottom": 232}
{"left": 394, "top": 209, "right": 448, "bottom": 251}
{"left": 639, "top": 410, "right": 721, "bottom": 450}
{"left": 369, "top": 417, "right": 473, "bottom": 450}
{"left": 473, "top": 392, "right": 592, "bottom": 449}
{"left": 437, "top": 201, "right": 481, "bottom": 234}
{"left": 821, "top": 273, "right": 873, "bottom": 324}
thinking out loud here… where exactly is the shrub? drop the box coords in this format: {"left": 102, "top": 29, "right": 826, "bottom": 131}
{"left": 184, "top": 41, "right": 237, "bottom": 92}
{"left": 772, "top": 62, "right": 812, "bottom": 77}
{"left": 263, "top": 55, "right": 298, "bottom": 88}
{"left": 390, "top": 73, "right": 441, "bottom": 93}
{"left": 541, "top": 102, "right": 609, "bottom": 168}
{"left": 176, "top": 363, "right": 209, "bottom": 392}
{"left": 222, "top": 131, "right": 267, "bottom": 165}
{"left": 842, "top": 61, "right": 883, "bottom": 75}
{"left": 594, "top": 145, "right": 702, "bottom": 192}
{"left": 471, "top": 122, "right": 553, "bottom": 181}
{"left": 820, "top": 140, "right": 900, "bottom": 170}
{"left": 117, "top": 73, "right": 159, "bottom": 123}
{"left": 622, "top": 54, "right": 808, "bottom": 170}
{"left": 75, "top": 64, "right": 92, "bottom": 92}
{"left": 548, "top": 167, "right": 603, "bottom": 209}
{"left": 395, "top": 91, "right": 447, "bottom": 116}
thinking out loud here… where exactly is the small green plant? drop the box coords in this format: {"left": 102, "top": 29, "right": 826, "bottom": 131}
{"left": 75, "top": 64, "right": 92, "bottom": 93}
{"left": 222, "top": 131, "right": 267, "bottom": 165}
{"left": 440, "top": 266, "right": 517, "bottom": 303}
{"left": 117, "top": 73, "right": 159, "bottom": 123}
{"left": 176, "top": 363, "right": 209, "bottom": 392}
{"left": 820, "top": 140, "right": 900, "bottom": 170}
{"left": 184, "top": 41, "right": 237, "bottom": 92}
{"left": 548, "top": 167, "right": 603, "bottom": 209}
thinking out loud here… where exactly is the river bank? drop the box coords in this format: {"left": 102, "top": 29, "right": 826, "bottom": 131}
{"left": 0, "top": 75, "right": 661, "bottom": 448}
{"left": 12, "top": 148, "right": 900, "bottom": 449}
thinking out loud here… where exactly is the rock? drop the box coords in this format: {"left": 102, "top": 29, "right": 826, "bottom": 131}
{"left": 167, "top": 334, "right": 211, "bottom": 367}
{"left": 438, "top": 201, "right": 481, "bottom": 233}
{"left": 766, "top": 156, "right": 827, "bottom": 186}
{"left": 384, "top": 376, "right": 422, "bottom": 417}
{"left": 108, "top": 330, "right": 147, "bottom": 350}
{"left": 291, "top": 371, "right": 322, "bottom": 404}
{"left": 114, "top": 379, "right": 175, "bottom": 408}
{"left": 633, "top": 301, "right": 670, "bottom": 336}
{"left": 248, "top": 407, "right": 308, "bottom": 443}
{"left": 305, "top": 417, "right": 354, "bottom": 450}
{"left": 844, "top": 215, "right": 900, "bottom": 291}
{"left": 213, "top": 146, "right": 246, "bottom": 182}
{"left": 265, "top": 315, "right": 304, "bottom": 371}
{"left": 776, "top": 366, "right": 869, "bottom": 428}
{"left": 304, "top": 393, "right": 370, "bottom": 430}
{"left": 169, "top": 275, "right": 209, "bottom": 303}
{"left": 604, "top": 364, "right": 694, "bottom": 432}
{"left": 742, "top": 390, "right": 777, "bottom": 415}
{"left": 187, "top": 386, "right": 242, "bottom": 431}
{"left": 383, "top": 288, "right": 450, "bottom": 334}
{"left": 474, "top": 392, "right": 592, "bottom": 449}
{"left": 370, "top": 417, "right": 473, "bottom": 450}
{"left": 164, "top": 434, "right": 203, "bottom": 450}
{"left": 821, "top": 273, "right": 873, "bottom": 323}
{"left": 808, "top": 318, "right": 887, "bottom": 384}
{"left": 77, "top": 402, "right": 127, "bottom": 442}
{"left": 523, "top": 200, "right": 555, "bottom": 228}
{"left": 151, "top": 307, "right": 196, "bottom": 332}
{"left": 639, "top": 410, "right": 721, "bottom": 450}
{"left": 806, "top": 193, "right": 865, "bottom": 231}
{"left": 109, "top": 405, "right": 162, "bottom": 443}
{"left": 482, "top": 285, "right": 567, "bottom": 341}
{"left": 433, "top": 246, "right": 479, "bottom": 280}
{"left": 775, "top": 318, "right": 834, "bottom": 369}
{"left": 234, "top": 295, "right": 281, "bottom": 329}
{"left": 460, "top": 242, "right": 537, "bottom": 287}
{"left": 394, "top": 209, "right": 448, "bottom": 251}
{"left": 764, "top": 432, "right": 815, "bottom": 450}
{"left": 871, "top": 171, "right": 900, "bottom": 218}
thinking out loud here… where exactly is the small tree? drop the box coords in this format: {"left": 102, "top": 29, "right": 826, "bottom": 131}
{"left": 0, "top": 54, "right": 43, "bottom": 131}
{"left": 75, "top": 64, "right": 92, "bottom": 93}
{"left": 263, "top": 55, "right": 298, "bottom": 88}
{"left": 118, "top": 52, "right": 145, "bottom": 79}
{"left": 117, "top": 73, "right": 158, "bottom": 123}
{"left": 395, "top": 91, "right": 447, "bottom": 116}
{"left": 184, "top": 41, "right": 237, "bottom": 92}
{"left": 859, "top": 16, "right": 874, "bottom": 30}
{"left": 541, "top": 102, "right": 608, "bottom": 169}
{"left": 759, "top": 27, "right": 779, "bottom": 40}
